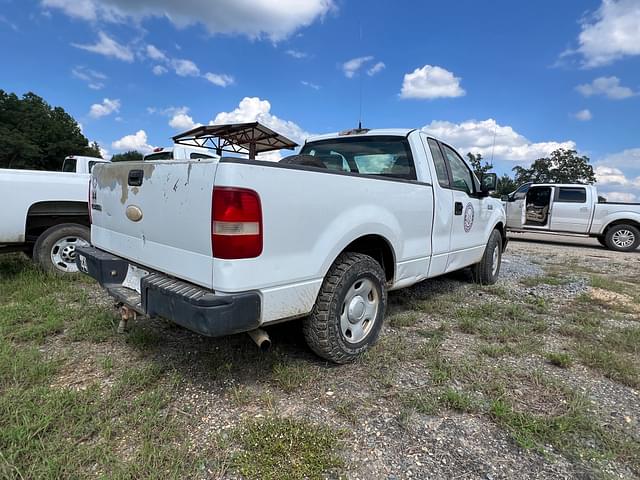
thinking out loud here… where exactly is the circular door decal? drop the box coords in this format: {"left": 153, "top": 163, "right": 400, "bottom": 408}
{"left": 463, "top": 203, "right": 475, "bottom": 232}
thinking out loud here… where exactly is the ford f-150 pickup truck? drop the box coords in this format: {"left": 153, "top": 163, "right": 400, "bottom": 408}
{"left": 77, "top": 123, "right": 507, "bottom": 363}
{"left": 0, "top": 155, "right": 108, "bottom": 272}
{"left": 504, "top": 183, "right": 640, "bottom": 252}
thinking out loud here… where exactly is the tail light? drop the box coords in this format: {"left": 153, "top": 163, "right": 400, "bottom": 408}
{"left": 212, "top": 187, "right": 263, "bottom": 259}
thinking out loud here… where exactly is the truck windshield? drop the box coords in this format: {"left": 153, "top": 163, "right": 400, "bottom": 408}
{"left": 299, "top": 136, "right": 416, "bottom": 180}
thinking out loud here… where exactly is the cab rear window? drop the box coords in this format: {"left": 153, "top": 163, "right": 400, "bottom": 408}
{"left": 299, "top": 136, "right": 416, "bottom": 180}
{"left": 144, "top": 151, "right": 173, "bottom": 161}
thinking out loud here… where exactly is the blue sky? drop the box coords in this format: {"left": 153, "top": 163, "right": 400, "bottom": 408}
{"left": 1, "top": 0, "right": 639, "bottom": 200}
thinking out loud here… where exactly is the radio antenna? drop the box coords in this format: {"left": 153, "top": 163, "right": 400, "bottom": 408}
{"left": 358, "top": 22, "right": 363, "bottom": 129}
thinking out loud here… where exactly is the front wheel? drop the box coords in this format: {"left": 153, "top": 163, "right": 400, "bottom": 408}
{"left": 471, "top": 229, "right": 503, "bottom": 285}
{"left": 33, "top": 223, "right": 90, "bottom": 274}
{"left": 303, "top": 252, "right": 387, "bottom": 364}
{"left": 605, "top": 224, "right": 640, "bottom": 252}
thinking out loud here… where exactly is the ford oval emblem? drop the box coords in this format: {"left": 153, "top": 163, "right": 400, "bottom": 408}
{"left": 125, "top": 205, "right": 143, "bottom": 222}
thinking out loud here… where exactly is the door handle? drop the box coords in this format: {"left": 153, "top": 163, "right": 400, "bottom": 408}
{"left": 454, "top": 202, "right": 463, "bottom": 215}
{"left": 128, "top": 169, "right": 144, "bottom": 186}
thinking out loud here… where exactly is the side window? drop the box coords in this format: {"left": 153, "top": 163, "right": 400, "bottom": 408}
{"left": 442, "top": 145, "right": 474, "bottom": 194}
{"left": 426, "top": 138, "right": 450, "bottom": 188}
{"left": 557, "top": 187, "right": 586, "bottom": 203}
{"left": 62, "top": 159, "right": 76, "bottom": 172}
{"left": 513, "top": 184, "right": 530, "bottom": 200}
{"left": 190, "top": 153, "right": 214, "bottom": 160}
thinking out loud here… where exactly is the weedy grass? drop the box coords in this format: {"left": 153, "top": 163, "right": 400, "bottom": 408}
{"left": 232, "top": 417, "right": 343, "bottom": 480}
{"left": 546, "top": 352, "right": 573, "bottom": 368}
{"left": 271, "top": 361, "right": 318, "bottom": 393}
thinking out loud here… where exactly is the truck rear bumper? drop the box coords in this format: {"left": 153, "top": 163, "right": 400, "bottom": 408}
{"left": 75, "top": 246, "right": 261, "bottom": 337}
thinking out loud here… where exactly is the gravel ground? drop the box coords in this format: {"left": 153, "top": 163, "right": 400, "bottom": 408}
{"left": 32, "top": 236, "right": 640, "bottom": 479}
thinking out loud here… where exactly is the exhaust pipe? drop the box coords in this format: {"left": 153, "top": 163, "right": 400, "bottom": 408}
{"left": 248, "top": 328, "right": 271, "bottom": 351}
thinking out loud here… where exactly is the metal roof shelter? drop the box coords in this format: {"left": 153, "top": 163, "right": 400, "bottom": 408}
{"left": 172, "top": 122, "right": 299, "bottom": 160}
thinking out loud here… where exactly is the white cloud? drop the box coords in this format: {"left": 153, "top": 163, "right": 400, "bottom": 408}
{"left": 573, "top": 109, "right": 593, "bottom": 121}
{"left": 0, "top": 14, "right": 19, "bottom": 31}
{"left": 42, "top": 0, "right": 99, "bottom": 20}
{"left": 422, "top": 119, "right": 576, "bottom": 162}
{"left": 367, "top": 61, "right": 385, "bottom": 76}
{"left": 146, "top": 44, "right": 167, "bottom": 61}
{"left": 89, "top": 98, "right": 120, "bottom": 118}
{"left": 286, "top": 49, "right": 308, "bottom": 59}
{"left": 171, "top": 58, "right": 200, "bottom": 77}
{"left": 211, "top": 97, "right": 310, "bottom": 159}
{"left": 204, "top": 72, "right": 234, "bottom": 87}
{"left": 301, "top": 80, "right": 320, "bottom": 90}
{"left": 168, "top": 107, "right": 202, "bottom": 130}
{"left": 152, "top": 65, "right": 168, "bottom": 75}
{"left": 576, "top": 76, "right": 636, "bottom": 99}
{"left": 72, "top": 66, "right": 107, "bottom": 90}
{"left": 111, "top": 130, "right": 153, "bottom": 153}
{"left": 595, "top": 165, "right": 633, "bottom": 186}
{"left": 596, "top": 147, "right": 640, "bottom": 170}
{"left": 605, "top": 191, "right": 637, "bottom": 202}
{"left": 400, "top": 65, "right": 465, "bottom": 99}
{"left": 41, "top": 0, "right": 334, "bottom": 41}
{"left": 571, "top": 0, "right": 640, "bottom": 67}
{"left": 342, "top": 56, "right": 373, "bottom": 78}
{"left": 72, "top": 31, "right": 133, "bottom": 62}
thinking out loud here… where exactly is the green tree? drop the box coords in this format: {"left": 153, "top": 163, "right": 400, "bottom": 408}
{"left": 111, "top": 150, "right": 144, "bottom": 162}
{"left": 512, "top": 148, "right": 595, "bottom": 185}
{"left": 466, "top": 152, "right": 493, "bottom": 178}
{"left": 495, "top": 174, "right": 517, "bottom": 197}
{"left": 0, "top": 90, "right": 100, "bottom": 170}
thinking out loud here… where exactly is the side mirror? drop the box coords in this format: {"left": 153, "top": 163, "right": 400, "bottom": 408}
{"left": 501, "top": 195, "right": 509, "bottom": 202}
{"left": 480, "top": 172, "right": 497, "bottom": 192}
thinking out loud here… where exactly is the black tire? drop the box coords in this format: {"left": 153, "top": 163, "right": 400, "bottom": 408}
{"left": 33, "top": 223, "right": 90, "bottom": 274}
{"left": 604, "top": 224, "right": 640, "bottom": 252}
{"left": 471, "top": 229, "right": 503, "bottom": 285}
{"left": 596, "top": 236, "right": 607, "bottom": 248}
{"left": 303, "top": 252, "right": 387, "bottom": 364}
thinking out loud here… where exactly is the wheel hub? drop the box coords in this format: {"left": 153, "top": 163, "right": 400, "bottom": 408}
{"left": 347, "top": 296, "right": 366, "bottom": 323}
{"left": 340, "top": 278, "right": 379, "bottom": 344}
{"left": 613, "top": 230, "right": 634, "bottom": 248}
{"left": 50, "top": 236, "right": 89, "bottom": 272}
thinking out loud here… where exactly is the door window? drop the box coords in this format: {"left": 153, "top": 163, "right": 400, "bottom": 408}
{"left": 513, "top": 183, "right": 530, "bottom": 200}
{"left": 557, "top": 187, "right": 586, "bottom": 203}
{"left": 442, "top": 145, "right": 474, "bottom": 194}
{"left": 426, "top": 138, "right": 450, "bottom": 188}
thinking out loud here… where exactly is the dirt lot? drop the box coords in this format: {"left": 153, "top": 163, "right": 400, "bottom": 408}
{"left": 0, "top": 237, "right": 638, "bottom": 479}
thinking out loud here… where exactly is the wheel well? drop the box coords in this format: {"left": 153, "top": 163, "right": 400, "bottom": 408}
{"left": 494, "top": 222, "right": 507, "bottom": 250}
{"left": 25, "top": 201, "right": 89, "bottom": 242}
{"left": 603, "top": 219, "right": 640, "bottom": 235}
{"left": 342, "top": 234, "right": 395, "bottom": 283}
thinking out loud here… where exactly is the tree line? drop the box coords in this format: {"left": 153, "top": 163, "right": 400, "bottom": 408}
{"left": 0, "top": 90, "right": 598, "bottom": 195}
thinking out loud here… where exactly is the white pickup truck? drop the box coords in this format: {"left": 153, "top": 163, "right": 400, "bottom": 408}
{"left": 0, "top": 155, "right": 108, "bottom": 272}
{"left": 504, "top": 183, "right": 640, "bottom": 252}
{"left": 77, "top": 124, "right": 507, "bottom": 362}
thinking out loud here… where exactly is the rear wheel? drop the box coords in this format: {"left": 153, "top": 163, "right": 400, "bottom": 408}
{"left": 471, "top": 229, "right": 502, "bottom": 285}
{"left": 604, "top": 224, "right": 640, "bottom": 252}
{"left": 33, "top": 223, "right": 90, "bottom": 274}
{"left": 303, "top": 252, "right": 387, "bottom": 364}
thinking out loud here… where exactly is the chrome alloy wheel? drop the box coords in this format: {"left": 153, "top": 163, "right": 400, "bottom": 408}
{"left": 340, "top": 278, "right": 379, "bottom": 344}
{"left": 491, "top": 244, "right": 500, "bottom": 276}
{"left": 612, "top": 229, "right": 635, "bottom": 249}
{"left": 50, "top": 236, "right": 89, "bottom": 272}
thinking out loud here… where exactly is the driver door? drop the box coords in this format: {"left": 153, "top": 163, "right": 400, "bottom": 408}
{"left": 440, "top": 143, "right": 485, "bottom": 272}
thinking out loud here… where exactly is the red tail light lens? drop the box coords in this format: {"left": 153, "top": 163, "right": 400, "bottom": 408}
{"left": 212, "top": 187, "right": 263, "bottom": 259}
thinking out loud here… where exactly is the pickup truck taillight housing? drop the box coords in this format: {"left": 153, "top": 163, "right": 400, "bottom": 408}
{"left": 212, "top": 187, "right": 263, "bottom": 259}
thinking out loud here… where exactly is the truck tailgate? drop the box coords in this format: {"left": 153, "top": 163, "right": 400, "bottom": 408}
{"left": 90, "top": 160, "right": 217, "bottom": 288}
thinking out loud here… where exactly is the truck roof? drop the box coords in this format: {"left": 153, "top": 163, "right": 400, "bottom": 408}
{"left": 307, "top": 128, "right": 416, "bottom": 142}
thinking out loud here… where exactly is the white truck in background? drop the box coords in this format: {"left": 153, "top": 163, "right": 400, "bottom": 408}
{"left": 0, "top": 155, "right": 108, "bottom": 272}
{"left": 504, "top": 183, "right": 640, "bottom": 251}
{"left": 77, "top": 124, "right": 507, "bottom": 363}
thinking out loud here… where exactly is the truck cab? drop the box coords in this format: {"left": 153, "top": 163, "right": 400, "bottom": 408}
{"left": 61, "top": 155, "right": 109, "bottom": 174}
{"left": 143, "top": 145, "right": 219, "bottom": 161}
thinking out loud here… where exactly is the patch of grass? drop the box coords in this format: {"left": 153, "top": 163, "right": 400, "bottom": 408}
{"left": 546, "top": 352, "right": 573, "bottom": 369}
{"left": 440, "top": 388, "right": 476, "bottom": 412}
{"left": 400, "top": 391, "right": 439, "bottom": 415}
{"left": 478, "top": 343, "right": 515, "bottom": 358}
{"left": 458, "top": 315, "right": 482, "bottom": 334}
{"left": 604, "top": 326, "right": 640, "bottom": 355}
{"left": 575, "top": 345, "right": 639, "bottom": 388}
{"left": 126, "top": 325, "right": 164, "bottom": 350}
{"left": 334, "top": 399, "right": 359, "bottom": 424}
{"left": 271, "top": 361, "right": 316, "bottom": 393}
{"left": 388, "top": 311, "right": 421, "bottom": 327}
{"left": 67, "top": 310, "right": 117, "bottom": 343}
{"left": 228, "top": 385, "right": 252, "bottom": 407}
{"left": 232, "top": 417, "right": 343, "bottom": 480}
